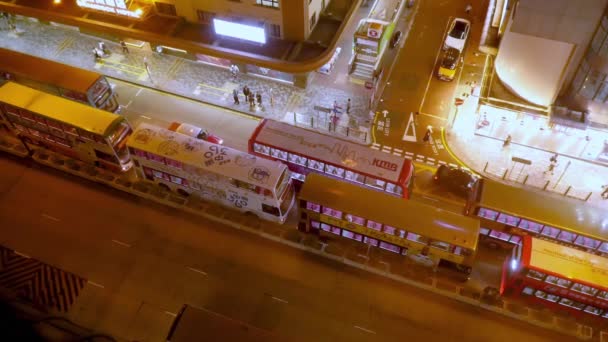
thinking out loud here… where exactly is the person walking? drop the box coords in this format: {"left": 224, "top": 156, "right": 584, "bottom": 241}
{"left": 93, "top": 48, "right": 102, "bottom": 62}
{"left": 248, "top": 92, "right": 255, "bottom": 109}
{"left": 346, "top": 98, "right": 351, "bottom": 114}
{"left": 269, "top": 89, "right": 274, "bottom": 107}
{"left": 120, "top": 40, "right": 129, "bottom": 54}
{"left": 232, "top": 89, "right": 240, "bottom": 105}
{"left": 465, "top": 4, "right": 472, "bottom": 14}
{"left": 503, "top": 134, "right": 512, "bottom": 148}
{"left": 256, "top": 92, "right": 262, "bottom": 106}
{"left": 243, "top": 85, "right": 250, "bottom": 99}
{"left": 143, "top": 56, "right": 152, "bottom": 80}
{"left": 601, "top": 185, "right": 608, "bottom": 199}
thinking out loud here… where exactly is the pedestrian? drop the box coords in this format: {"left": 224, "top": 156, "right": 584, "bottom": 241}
{"left": 544, "top": 160, "right": 557, "bottom": 175}
{"left": 549, "top": 153, "right": 558, "bottom": 163}
{"left": 243, "top": 85, "right": 250, "bottom": 98}
{"left": 269, "top": 89, "right": 274, "bottom": 107}
{"left": 330, "top": 114, "right": 339, "bottom": 131}
{"left": 232, "top": 89, "right": 240, "bottom": 105}
{"left": 601, "top": 185, "right": 608, "bottom": 199}
{"left": 503, "top": 134, "right": 512, "bottom": 148}
{"left": 120, "top": 40, "right": 129, "bottom": 54}
{"left": 465, "top": 4, "right": 472, "bottom": 14}
{"left": 93, "top": 48, "right": 101, "bottom": 62}
{"left": 143, "top": 56, "right": 152, "bottom": 80}
{"left": 346, "top": 98, "right": 351, "bottom": 114}
{"left": 98, "top": 41, "right": 109, "bottom": 56}
{"left": 333, "top": 100, "right": 342, "bottom": 114}
{"left": 248, "top": 92, "right": 255, "bottom": 109}
{"left": 256, "top": 92, "right": 262, "bottom": 106}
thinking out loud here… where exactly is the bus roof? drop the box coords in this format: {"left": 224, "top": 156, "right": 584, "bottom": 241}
{"left": 477, "top": 179, "right": 608, "bottom": 240}
{"left": 250, "top": 119, "right": 412, "bottom": 184}
{"left": 526, "top": 237, "right": 608, "bottom": 289}
{"left": 0, "top": 82, "right": 122, "bottom": 136}
{"left": 300, "top": 173, "right": 479, "bottom": 249}
{"left": 167, "top": 305, "right": 283, "bottom": 342}
{"left": 128, "top": 123, "right": 287, "bottom": 190}
{"left": 0, "top": 48, "right": 100, "bottom": 92}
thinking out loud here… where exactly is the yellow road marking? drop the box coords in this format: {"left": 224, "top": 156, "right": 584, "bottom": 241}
{"left": 53, "top": 36, "right": 75, "bottom": 57}
{"left": 197, "top": 82, "right": 229, "bottom": 93}
{"left": 98, "top": 60, "right": 143, "bottom": 76}
{"left": 166, "top": 59, "right": 185, "bottom": 79}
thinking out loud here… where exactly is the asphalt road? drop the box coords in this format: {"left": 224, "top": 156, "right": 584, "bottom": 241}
{"left": 0, "top": 154, "right": 569, "bottom": 342}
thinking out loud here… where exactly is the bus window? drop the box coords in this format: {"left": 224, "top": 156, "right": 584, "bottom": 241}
{"left": 557, "top": 231, "right": 577, "bottom": 244}
{"left": 526, "top": 269, "right": 546, "bottom": 281}
{"left": 63, "top": 124, "right": 79, "bottom": 136}
{"left": 385, "top": 183, "right": 400, "bottom": 195}
{"left": 307, "top": 159, "right": 325, "bottom": 172}
{"left": 545, "top": 275, "right": 572, "bottom": 288}
{"left": 363, "top": 236, "right": 378, "bottom": 246}
{"left": 270, "top": 148, "right": 288, "bottom": 160}
{"left": 430, "top": 240, "right": 451, "bottom": 251}
{"left": 305, "top": 201, "right": 321, "bottom": 212}
{"left": 342, "top": 229, "right": 363, "bottom": 242}
{"left": 477, "top": 207, "right": 499, "bottom": 220}
{"left": 311, "top": 220, "right": 321, "bottom": 229}
{"left": 253, "top": 143, "right": 270, "bottom": 155}
{"left": 364, "top": 177, "right": 386, "bottom": 190}
{"left": 166, "top": 158, "right": 183, "bottom": 169}
{"left": 599, "top": 242, "right": 608, "bottom": 253}
{"left": 584, "top": 306, "right": 602, "bottom": 315}
{"left": 324, "top": 164, "right": 345, "bottom": 178}
{"left": 288, "top": 153, "right": 307, "bottom": 166}
{"left": 509, "top": 235, "right": 522, "bottom": 244}
{"left": 322, "top": 206, "right": 342, "bottom": 219}
{"left": 573, "top": 236, "right": 600, "bottom": 249}
{"left": 407, "top": 232, "right": 428, "bottom": 245}
{"left": 497, "top": 213, "right": 520, "bottom": 227}
{"left": 379, "top": 241, "right": 400, "bottom": 253}
{"left": 522, "top": 286, "right": 535, "bottom": 295}
{"left": 489, "top": 230, "right": 511, "bottom": 241}
{"left": 518, "top": 219, "right": 543, "bottom": 233}
{"left": 345, "top": 214, "right": 365, "bottom": 225}
{"left": 262, "top": 204, "right": 280, "bottom": 216}
{"left": 572, "top": 283, "right": 598, "bottom": 296}
{"left": 540, "top": 226, "right": 560, "bottom": 239}
{"left": 598, "top": 291, "right": 608, "bottom": 300}
{"left": 383, "top": 225, "right": 396, "bottom": 235}
{"left": 344, "top": 170, "right": 365, "bottom": 184}
{"left": 367, "top": 220, "right": 382, "bottom": 231}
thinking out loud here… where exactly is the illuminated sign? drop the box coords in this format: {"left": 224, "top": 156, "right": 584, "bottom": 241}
{"left": 372, "top": 158, "right": 398, "bottom": 171}
{"left": 213, "top": 18, "right": 266, "bottom": 44}
{"left": 76, "top": 0, "right": 142, "bottom": 18}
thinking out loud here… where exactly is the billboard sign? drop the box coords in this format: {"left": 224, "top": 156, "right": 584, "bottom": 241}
{"left": 213, "top": 19, "right": 266, "bottom": 44}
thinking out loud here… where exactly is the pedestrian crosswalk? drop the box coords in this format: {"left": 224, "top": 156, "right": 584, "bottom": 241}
{"left": 371, "top": 142, "right": 458, "bottom": 168}
{"left": 0, "top": 246, "right": 87, "bottom": 312}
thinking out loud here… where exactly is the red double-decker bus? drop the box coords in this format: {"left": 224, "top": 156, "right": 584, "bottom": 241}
{"left": 500, "top": 236, "right": 608, "bottom": 321}
{"left": 249, "top": 119, "right": 414, "bottom": 198}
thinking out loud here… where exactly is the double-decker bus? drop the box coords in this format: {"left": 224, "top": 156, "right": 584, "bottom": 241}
{"left": 298, "top": 173, "right": 479, "bottom": 277}
{"left": 0, "top": 82, "right": 132, "bottom": 171}
{"left": 249, "top": 119, "right": 414, "bottom": 198}
{"left": 0, "top": 48, "right": 119, "bottom": 112}
{"left": 466, "top": 178, "right": 608, "bottom": 255}
{"left": 501, "top": 236, "right": 608, "bottom": 321}
{"left": 167, "top": 305, "right": 282, "bottom": 342}
{"left": 127, "top": 123, "right": 295, "bottom": 223}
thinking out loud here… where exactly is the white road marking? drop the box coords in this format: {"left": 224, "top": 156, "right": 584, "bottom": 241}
{"left": 111, "top": 239, "right": 131, "bottom": 248}
{"left": 426, "top": 160, "right": 435, "bottom": 165}
{"left": 393, "top": 148, "right": 403, "bottom": 154}
{"left": 164, "top": 311, "right": 177, "bottom": 317}
{"left": 271, "top": 296, "right": 289, "bottom": 304}
{"left": 354, "top": 325, "right": 376, "bottom": 334}
{"left": 41, "top": 214, "right": 60, "bottom": 222}
{"left": 188, "top": 267, "right": 207, "bottom": 276}
{"left": 14, "top": 251, "right": 30, "bottom": 258}
{"left": 405, "top": 151, "right": 414, "bottom": 156}
{"left": 422, "top": 196, "right": 439, "bottom": 202}
{"left": 87, "top": 281, "right": 105, "bottom": 288}
{"left": 426, "top": 158, "right": 435, "bottom": 162}
{"left": 135, "top": 88, "right": 143, "bottom": 97}
{"left": 371, "top": 145, "right": 380, "bottom": 150}
{"left": 140, "top": 115, "right": 151, "bottom": 120}
{"left": 392, "top": 151, "right": 402, "bottom": 156}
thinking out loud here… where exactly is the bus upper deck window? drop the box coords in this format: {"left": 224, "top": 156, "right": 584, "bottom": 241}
{"left": 254, "top": 143, "right": 270, "bottom": 155}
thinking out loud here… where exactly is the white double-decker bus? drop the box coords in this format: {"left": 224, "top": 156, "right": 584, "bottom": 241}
{"left": 127, "top": 123, "right": 295, "bottom": 223}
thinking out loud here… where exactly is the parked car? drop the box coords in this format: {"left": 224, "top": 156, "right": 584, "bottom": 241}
{"left": 390, "top": 30, "right": 403, "bottom": 48}
{"left": 168, "top": 122, "right": 224, "bottom": 145}
{"left": 433, "top": 165, "right": 479, "bottom": 198}
{"left": 437, "top": 47, "right": 461, "bottom": 81}
{"left": 443, "top": 18, "right": 470, "bottom": 52}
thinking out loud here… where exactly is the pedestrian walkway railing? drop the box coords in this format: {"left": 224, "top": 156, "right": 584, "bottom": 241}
{"left": 291, "top": 112, "right": 370, "bottom": 143}
{"left": 483, "top": 161, "right": 592, "bottom": 202}
{"left": 18, "top": 148, "right": 608, "bottom": 341}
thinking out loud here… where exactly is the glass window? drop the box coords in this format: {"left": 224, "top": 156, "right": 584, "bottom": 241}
{"left": 363, "top": 236, "right": 378, "bottom": 246}
{"left": 489, "top": 230, "right": 512, "bottom": 241}
{"left": 557, "top": 231, "right": 577, "bottom": 243}
{"left": 540, "top": 226, "right": 560, "bottom": 239}
{"left": 584, "top": 306, "right": 602, "bottom": 315}
{"left": 385, "top": 183, "right": 399, "bottom": 194}
{"left": 305, "top": 201, "right": 321, "bottom": 212}
{"left": 342, "top": 229, "right": 363, "bottom": 242}
{"left": 170, "top": 175, "right": 183, "bottom": 185}
{"left": 430, "top": 240, "right": 451, "bottom": 251}
{"left": 367, "top": 220, "right": 382, "bottom": 231}
{"left": 152, "top": 169, "right": 164, "bottom": 179}
{"left": 364, "top": 177, "right": 386, "bottom": 190}
{"left": 595, "top": 81, "right": 608, "bottom": 102}
{"left": 571, "top": 59, "right": 590, "bottom": 94}
{"left": 592, "top": 19, "right": 608, "bottom": 53}
{"left": 345, "top": 214, "right": 365, "bottom": 225}
{"left": 496, "top": 213, "right": 520, "bottom": 226}
{"left": 599, "top": 242, "right": 608, "bottom": 253}
{"left": 559, "top": 298, "right": 585, "bottom": 310}
{"left": 166, "top": 158, "right": 182, "bottom": 169}
{"left": 149, "top": 153, "right": 166, "bottom": 164}
{"left": 344, "top": 170, "right": 365, "bottom": 184}
{"left": 320, "top": 223, "right": 331, "bottom": 232}
{"left": 396, "top": 229, "right": 406, "bottom": 238}
{"left": 270, "top": 148, "right": 288, "bottom": 160}
{"left": 518, "top": 219, "right": 543, "bottom": 233}
{"left": 522, "top": 286, "right": 535, "bottom": 295}
{"left": 63, "top": 124, "right": 78, "bottom": 135}
{"left": 256, "top": 0, "right": 279, "bottom": 8}
{"left": 534, "top": 289, "right": 548, "bottom": 299}
{"left": 330, "top": 226, "right": 341, "bottom": 235}
{"left": 307, "top": 159, "right": 325, "bottom": 172}
{"left": 253, "top": 143, "right": 270, "bottom": 155}
{"left": 407, "top": 232, "right": 428, "bottom": 244}
{"left": 509, "top": 235, "right": 522, "bottom": 245}
{"left": 597, "top": 291, "right": 608, "bottom": 300}
{"left": 545, "top": 275, "right": 572, "bottom": 288}
{"left": 477, "top": 207, "right": 499, "bottom": 220}
{"left": 572, "top": 283, "right": 599, "bottom": 296}
{"left": 574, "top": 236, "right": 601, "bottom": 250}
{"left": 480, "top": 227, "right": 490, "bottom": 235}
{"left": 580, "top": 70, "right": 604, "bottom": 99}
{"left": 379, "top": 241, "right": 400, "bottom": 253}
{"left": 324, "top": 164, "right": 345, "bottom": 178}
{"left": 383, "top": 225, "right": 396, "bottom": 235}
{"left": 288, "top": 153, "right": 307, "bottom": 166}
{"left": 526, "top": 269, "right": 546, "bottom": 281}
{"left": 322, "top": 206, "right": 342, "bottom": 219}
{"left": 311, "top": 220, "right": 321, "bottom": 229}
{"left": 262, "top": 204, "right": 280, "bottom": 216}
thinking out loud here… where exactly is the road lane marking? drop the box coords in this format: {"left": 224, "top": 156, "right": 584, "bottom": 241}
{"left": 87, "top": 281, "right": 105, "bottom": 289}
{"left": 188, "top": 267, "right": 207, "bottom": 276}
{"left": 14, "top": 251, "right": 30, "bottom": 258}
{"left": 271, "top": 296, "right": 289, "bottom": 304}
{"left": 165, "top": 311, "right": 177, "bottom": 317}
{"left": 41, "top": 214, "right": 60, "bottom": 222}
{"left": 135, "top": 88, "right": 143, "bottom": 97}
{"left": 354, "top": 325, "right": 376, "bottom": 334}
{"left": 140, "top": 115, "right": 151, "bottom": 119}
{"left": 111, "top": 239, "right": 131, "bottom": 248}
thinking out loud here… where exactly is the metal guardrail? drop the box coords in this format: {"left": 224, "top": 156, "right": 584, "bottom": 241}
{"left": 291, "top": 111, "right": 370, "bottom": 143}
{"left": 24, "top": 148, "right": 608, "bottom": 341}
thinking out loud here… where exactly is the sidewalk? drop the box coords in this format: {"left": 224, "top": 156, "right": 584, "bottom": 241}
{"left": 0, "top": 14, "right": 375, "bottom": 142}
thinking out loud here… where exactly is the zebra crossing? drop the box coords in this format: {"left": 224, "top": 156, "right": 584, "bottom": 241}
{"left": 0, "top": 246, "right": 87, "bottom": 312}
{"left": 371, "top": 142, "right": 459, "bottom": 168}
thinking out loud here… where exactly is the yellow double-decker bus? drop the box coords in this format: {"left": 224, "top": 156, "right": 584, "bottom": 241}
{"left": 0, "top": 82, "right": 132, "bottom": 171}
{"left": 298, "top": 173, "right": 480, "bottom": 277}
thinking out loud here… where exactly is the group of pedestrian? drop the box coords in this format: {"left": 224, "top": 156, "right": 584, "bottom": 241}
{"left": 233, "top": 85, "right": 271, "bottom": 111}
{"left": 0, "top": 12, "right": 16, "bottom": 32}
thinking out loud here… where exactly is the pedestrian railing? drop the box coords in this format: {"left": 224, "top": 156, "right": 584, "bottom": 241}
{"left": 291, "top": 111, "right": 370, "bottom": 143}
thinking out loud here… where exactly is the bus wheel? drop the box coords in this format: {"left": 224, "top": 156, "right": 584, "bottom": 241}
{"left": 158, "top": 183, "right": 170, "bottom": 192}
{"left": 177, "top": 188, "right": 190, "bottom": 197}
